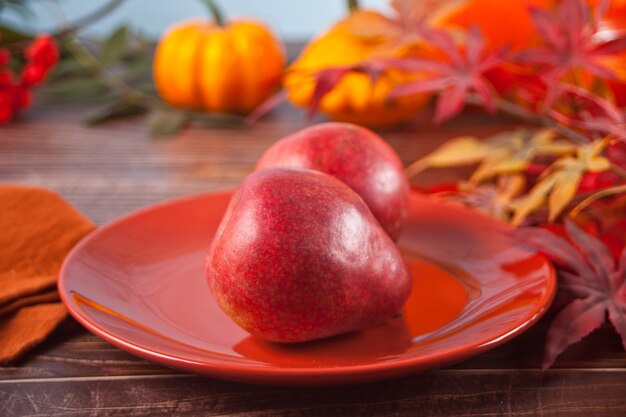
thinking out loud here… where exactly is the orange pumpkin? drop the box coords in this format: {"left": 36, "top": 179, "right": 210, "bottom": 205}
{"left": 436, "top": 0, "right": 626, "bottom": 51}
{"left": 154, "top": 17, "right": 285, "bottom": 114}
{"left": 436, "top": 0, "right": 626, "bottom": 103}
{"left": 284, "top": 10, "right": 431, "bottom": 128}
{"left": 433, "top": 0, "right": 549, "bottom": 51}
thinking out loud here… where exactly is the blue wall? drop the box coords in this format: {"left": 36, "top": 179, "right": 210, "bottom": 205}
{"left": 4, "top": 0, "right": 390, "bottom": 40}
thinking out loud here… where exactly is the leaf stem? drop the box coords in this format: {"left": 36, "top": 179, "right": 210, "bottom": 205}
{"left": 62, "top": 34, "right": 159, "bottom": 108}
{"left": 610, "top": 162, "right": 626, "bottom": 180}
{"left": 347, "top": 0, "right": 360, "bottom": 12}
{"left": 466, "top": 95, "right": 589, "bottom": 145}
{"left": 55, "top": 0, "right": 126, "bottom": 37}
{"left": 570, "top": 184, "right": 626, "bottom": 218}
{"left": 2, "top": 0, "right": 125, "bottom": 49}
{"left": 201, "top": 0, "right": 225, "bottom": 26}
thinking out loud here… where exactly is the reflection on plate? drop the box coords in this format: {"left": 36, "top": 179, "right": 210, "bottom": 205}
{"left": 59, "top": 191, "right": 555, "bottom": 385}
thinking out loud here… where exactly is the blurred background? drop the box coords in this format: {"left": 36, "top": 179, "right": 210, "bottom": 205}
{"left": 1, "top": 0, "right": 390, "bottom": 40}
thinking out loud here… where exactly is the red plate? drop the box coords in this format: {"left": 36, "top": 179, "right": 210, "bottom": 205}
{"left": 59, "top": 191, "right": 555, "bottom": 385}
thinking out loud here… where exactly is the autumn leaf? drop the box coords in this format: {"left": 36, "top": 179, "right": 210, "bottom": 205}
{"left": 382, "top": 25, "right": 502, "bottom": 123}
{"left": 306, "top": 67, "right": 353, "bottom": 119}
{"left": 405, "top": 135, "right": 492, "bottom": 176}
{"left": 484, "top": 63, "right": 548, "bottom": 110}
{"left": 571, "top": 184, "right": 626, "bottom": 218}
{"left": 406, "top": 129, "right": 576, "bottom": 181}
{"left": 471, "top": 130, "right": 576, "bottom": 183}
{"left": 245, "top": 89, "right": 287, "bottom": 125}
{"left": 286, "top": 61, "right": 389, "bottom": 121}
{"left": 511, "top": 139, "right": 611, "bottom": 225}
{"left": 519, "top": 0, "right": 626, "bottom": 80}
{"left": 342, "top": 9, "right": 402, "bottom": 41}
{"left": 147, "top": 108, "right": 189, "bottom": 138}
{"left": 515, "top": 220, "right": 626, "bottom": 369}
{"left": 449, "top": 175, "right": 526, "bottom": 221}
{"left": 390, "top": 0, "right": 453, "bottom": 29}
{"left": 545, "top": 84, "right": 626, "bottom": 142}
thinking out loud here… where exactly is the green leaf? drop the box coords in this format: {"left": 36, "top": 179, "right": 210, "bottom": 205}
{"left": 0, "top": 24, "right": 32, "bottom": 44}
{"left": 83, "top": 100, "right": 146, "bottom": 125}
{"left": 40, "top": 77, "right": 109, "bottom": 102}
{"left": 134, "top": 82, "right": 157, "bottom": 95}
{"left": 49, "top": 59, "right": 90, "bottom": 78}
{"left": 190, "top": 110, "right": 246, "bottom": 126}
{"left": 100, "top": 25, "right": 128, "bottom": 65}
{"left": 0, "top": 0, "right": 33, "bottom": 20}
{"left": 123, "top": 56, "right": 153, "bottom": 82}
{"left": 148, "top": 108, "right": 189, "bottom": 138}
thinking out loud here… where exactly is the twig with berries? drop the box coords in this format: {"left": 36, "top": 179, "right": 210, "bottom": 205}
{"left": 0, "top": 35, "right": 59, "bottom": 124}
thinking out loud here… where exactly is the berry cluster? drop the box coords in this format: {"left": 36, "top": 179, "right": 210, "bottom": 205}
{"left": 0, "top": 34, "right": 59, "bottom": 124}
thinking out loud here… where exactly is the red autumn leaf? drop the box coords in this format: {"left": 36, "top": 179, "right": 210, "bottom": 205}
{"left": 519, "top": 0, "right": 626, "bottom": 79}
{"left": 547, "top": 83, "right": 626, "bottom": 141}
{"left": 515, "top": 220, "right": 626, "bottom": 369}
{"left": 247, "top": 61, "right": 386, "bottom": 123}
{"left": 390, "top": 0, "right": 443, "bottom": 29}
{"left": 244, "top": 89, "right": 287, "bottom": 125}
{"left": 296, "top": 62, "right": 387, "bottom": 120}
{"left": 383, "top": 25, "right": 502, "bottom": 124}
{"left": 579, "top": 170, "right": 622, "bottom": 194}
{"left": 484, "top": 64, "right": 547, "bottom": 109}
{"left": 306, "top": 67, "right": 352, "bottom": 120}
{"left": 411, "top": 183, "right": 459, "bottom": 195}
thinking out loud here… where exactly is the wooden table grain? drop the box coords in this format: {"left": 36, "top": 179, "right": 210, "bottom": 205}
{"left": 1, "top": 101, "right": 625, "bottom": 416}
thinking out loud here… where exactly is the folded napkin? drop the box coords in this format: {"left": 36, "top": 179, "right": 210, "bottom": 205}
{"left": 0, "top": 185, "right": 95, "bottom": 363}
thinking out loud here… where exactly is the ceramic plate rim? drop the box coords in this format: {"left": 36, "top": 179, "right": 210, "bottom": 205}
{"left": 58, "top": 189, "right": 557, "bottom": 380}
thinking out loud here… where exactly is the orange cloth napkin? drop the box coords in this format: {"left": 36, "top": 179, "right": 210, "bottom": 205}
{"left": 0, "top": 185, "right": 95, "bottom": 363}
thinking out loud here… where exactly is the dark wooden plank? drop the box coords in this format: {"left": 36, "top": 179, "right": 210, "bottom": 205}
{"left": 0, "top": 104, "right": 508, "bottom": 224}
{"left": 1, "top": 96, "right": 625, "bottom": 417}
{"left": 1, "top": 317, "right": 624, "bottom": 380}
{"left": 1, "top": 370, "right": 625, "bottom": 417}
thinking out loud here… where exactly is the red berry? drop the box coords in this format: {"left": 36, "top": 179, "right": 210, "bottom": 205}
{"left": 0, "top": 48, "right": 10, "bottom": 66}
{"left": 16, "top": 87, "right": 32, "bottom": 109}
{"left": 25, "top": 35, "right": 59, "bottom": 69}
{"left": 0, "top": 70, "right": 12, "bottom": 88}
{"left": 0, "top": 90, "right": 15, "bottom": 123}
{"left": 21, "top": 63, "right": 46, "bottom": 86}
{"left": 0, "top": 89, "right": 12, "bottom": 105}
{"left": 0, "top": 106, "right": 14, "bottom": 123}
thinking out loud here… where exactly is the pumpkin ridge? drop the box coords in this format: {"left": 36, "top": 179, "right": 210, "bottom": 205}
{"left": 194, "top": 25, "right": 209, "bottom": 109}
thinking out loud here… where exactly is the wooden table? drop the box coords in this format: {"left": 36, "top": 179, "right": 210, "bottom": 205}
{"left": 1, "top": 102, "right": 625, "bottom": 416}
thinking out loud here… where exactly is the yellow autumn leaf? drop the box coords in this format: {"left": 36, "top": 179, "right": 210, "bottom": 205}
{"left": 406, "top": 136, "right": 488, "bottom": 177}
{"left": 471, "top": 152, "right": 527, "bottom": 183}
{"left": 548, "top": 169, "right": 583, "bottom": 222}
{"left": 576, "top": 138, "right": 611, "bottom": 172}
{"left": 469, "top": 131, "right": 570, "bottom": 183}
{"left": 529, "top": 129, "right": 576, "bottom": 156}
{"left": 499, "top": 174, "right": 526, "bottom": 202}
{"left": 511, "top": 175, "right": 558, "bottom": 226}
{"left": 511, "top": 138, "right": 612, "bottom": 225}
{"left": 492, "top": 174, "right": 527, "bottom": 221}
{"left": 407, "top": 129, "right": 579, "bottom": 187}
{"left": 450, "top": 174, "right": 525, "bottom": 221}
{"left": 588, "top": 157, "right": 611, "bottom": 172}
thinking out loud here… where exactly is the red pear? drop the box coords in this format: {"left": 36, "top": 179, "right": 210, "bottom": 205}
{"left": 256, "top": 123, "right": 410, "bottom": 240}
{"left": 205, "top": 167, "right": 412, "bottom": 343}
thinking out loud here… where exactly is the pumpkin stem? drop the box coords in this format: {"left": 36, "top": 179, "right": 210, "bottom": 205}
{"left": 346, "top": 0, "right": 360, "bottom": 12}
{"left": 201, "top": 0, "right": 225, "bottom": 26}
